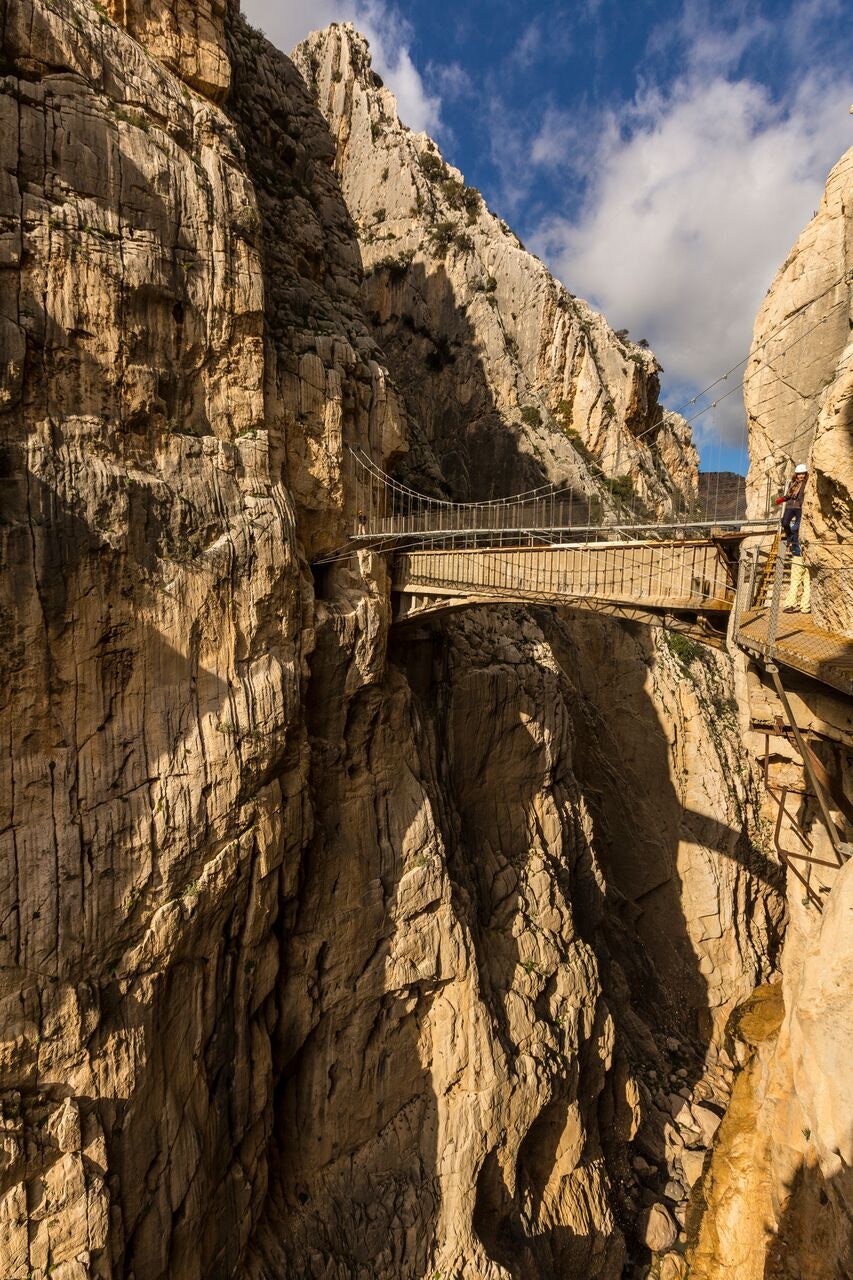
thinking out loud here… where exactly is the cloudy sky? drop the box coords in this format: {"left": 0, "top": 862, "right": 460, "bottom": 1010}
{"left": 242, "top": 0, "right": 852, "bottom": 472}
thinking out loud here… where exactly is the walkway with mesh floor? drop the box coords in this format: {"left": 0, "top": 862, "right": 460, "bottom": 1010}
{"left": 731, "top": 540, "right": 853, "bottom": 697}
{"left": 736, "top": 609, "right": 853, "bottom": 697}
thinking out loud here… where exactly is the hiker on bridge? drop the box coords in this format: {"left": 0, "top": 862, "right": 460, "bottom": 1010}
{"left": 776, "top": 463, "right": 808, "bottom": 541}
{"left": 776, "top": 464, "right": 811, "bottom": 612}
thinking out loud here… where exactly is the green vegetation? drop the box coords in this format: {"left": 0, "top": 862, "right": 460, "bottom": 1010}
{"left": 82, "top": 224, "right": 120, "bottom": 241}
{"left": 419, "top": 150, "right": 446, "bottom": 182}
{"left": 560, "top": 425, "right": 601, "bottom": 475}
{"left": 427, "top": 220, "right": 455, "bottom": 257}
{"left": 662, "top": 629, "right": 702, "bottom": 667}
{"left": 371, "top": 248, "right": 415, "bottom": 278}
{"left": 440, "top": 178, "right": 481, "bottom": 221}
{"left": 112, "top": 105, "right": 150, "bottom": 132}
{"left": 609, "top": 474, "right": 635, "bottom": 504}
{"left": 520, "top": 406, "right": 542, "bottom": 428}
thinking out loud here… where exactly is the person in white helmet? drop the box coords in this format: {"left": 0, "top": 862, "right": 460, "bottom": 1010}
{"left": 775, "top": 463, "right": 811, "bottom": 612}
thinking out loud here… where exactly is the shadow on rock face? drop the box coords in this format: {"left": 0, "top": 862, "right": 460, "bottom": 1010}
{"left": 762, "top": 1160, "right": 853, "bottom": 1280}
{"left": 365, "top": 257, "right": 597, "bottom": 511}
{"left": 383, "top": 604, "right": 784, "bottom": 1278}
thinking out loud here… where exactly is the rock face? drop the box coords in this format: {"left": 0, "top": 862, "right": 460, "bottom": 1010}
{"left": 292, "top": 24, "right": 698, "bottom": 516}
{"left": 744, "top": 144, "right": 853, "bottom": 633}
{"left": 0, "top": 1, "right": 397, "bottom": 1273}
{"left": 106, "top": 0, "right": 233, "bottom": 100}
{"left": 1, "top": 4, "right": 788, "bottom": 1279}
{"left": 688, "top": 865, "right": 853, "bottom": 1280}
{"left": 246, "top": 607, "right": 781, "bottom": 1279}
{"left": 687, "top": 143, "right": 853, "bottom": 1280}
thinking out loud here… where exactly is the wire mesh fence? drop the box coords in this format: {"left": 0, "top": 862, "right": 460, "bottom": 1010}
{"left": 734, "top": 542, "right": 853, "bottom": 695}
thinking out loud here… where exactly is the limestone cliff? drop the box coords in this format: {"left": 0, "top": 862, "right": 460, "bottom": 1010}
{"left": 685, "top": 144, "right": 853, "bottom": 1279}
{"left": 0, "top": 0, "right": 398, "bottom": 1272}
{"left": 244, "top": 603, "right": 781, "bottom": 1279}
{"left": 745, "top": 143, "right": 853, "bottom": 633}
{"left": 292, "top": 24, "right": 698, "bottom": 517}
{"left": 1, "top": 5, "right": 785, "bottom": 1279}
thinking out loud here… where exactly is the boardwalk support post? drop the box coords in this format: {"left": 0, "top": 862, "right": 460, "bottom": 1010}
{"left": 767, "top": 663, "right": 850, "bottom": 869}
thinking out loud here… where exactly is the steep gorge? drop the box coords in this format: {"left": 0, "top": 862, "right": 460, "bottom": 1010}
{"left": 0, "top": 5, "right": 848, "bottom": 1279}
{"left": 685, "top": 136, "right": 853, "bottom": 1280}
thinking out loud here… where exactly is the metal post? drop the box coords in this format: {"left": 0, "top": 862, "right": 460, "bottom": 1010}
{"left": 732, "top": 555, "right": 749, "bottom": 638}
{"left": 747, "top": 547, "right": 759, "bottom": 611}
{"left": 765, "top": 540, "right": 787, "bottom": 657}
{"left": 768, "top": 665, "right": 847, "bottom": 865}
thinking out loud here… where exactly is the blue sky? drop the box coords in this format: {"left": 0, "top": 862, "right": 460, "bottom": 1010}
{"left": 243, "top": 0, "right": 853, "bottom": 473}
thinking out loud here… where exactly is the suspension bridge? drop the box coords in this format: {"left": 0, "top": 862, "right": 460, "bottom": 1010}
{"left": 317, "top": 271, "right": 853, "bottom": 908}
{"left": 324, "top": 450, "right": 853, "bottom": 909}
{"left": 340, "top": 443, "right": 762, "bottom": 639}
{"left": 337, "top": 445, "right": 852, "bottom": 689}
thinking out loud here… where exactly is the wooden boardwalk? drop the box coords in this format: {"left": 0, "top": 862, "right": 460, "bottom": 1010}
{"left": 390, "top": 541, "right": 853, "bottom": 699}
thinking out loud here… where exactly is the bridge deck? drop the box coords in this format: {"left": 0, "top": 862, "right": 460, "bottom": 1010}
{"left": 737, "top": 609, "right": 853, "bottom": 697}
{"left": 393, "top": 541, "right": 734, "bottom": 617}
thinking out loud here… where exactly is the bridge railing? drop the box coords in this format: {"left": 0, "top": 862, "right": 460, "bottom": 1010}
{"left": 395, "top": 541, "right": 736, "bottom": 612}
{"left": 733, "top": 542, "right": 853, "bottom": 695}
{"left": 348, "top": 445, "right": 777, "bottom": 545}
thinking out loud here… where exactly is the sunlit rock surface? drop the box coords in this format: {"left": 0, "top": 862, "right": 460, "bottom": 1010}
{"left": 0, "top": 4, "right": 819, "bottom": 1278}
{"left": 745, "top": 144, "right": 853, "bottom": 634}
{"left": 292, "top": 23, "right": 698, "bottom": 517}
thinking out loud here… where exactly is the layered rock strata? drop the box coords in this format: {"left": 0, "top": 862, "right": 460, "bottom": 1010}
{"left": 292, "top": 24, "right": 698, "bottom": 516}
{"left": 688, "top": 143, "right": 853, "bottom": 1279}
{"left": 745, "top": 143, "right": 853, "bottom": 633}
{"left": 0, "top": 0, "right": 397, "bottom": 1273}
{"left": 246, "top": 604, "right": 780, "bottom": 1280}
{"left": 0, "top": 4, "right": 788, "bottom": 1278}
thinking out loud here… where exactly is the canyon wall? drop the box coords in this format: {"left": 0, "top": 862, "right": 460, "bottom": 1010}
{"left": 745, "top": 141, "right": 853, "bottom": 633}
{"left": 0, "top": 1, "right": 401, "bottom": 1273}
{"left": 0, "top": 5, "right": 792, "bottom": 1279}
{"left": 687, "top": 139, "right": 853, "bottom": 1279}
{"left": 292, "top": 24, "right": 697, "bottom": 516}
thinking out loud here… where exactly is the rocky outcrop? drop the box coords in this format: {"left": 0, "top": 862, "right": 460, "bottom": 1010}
{"left": 245, "top": 603, "right": 780, "bottom": 1279}
{"left": 687, "top": 143, "right": 853, "bottom": 1279}
{"left": 292, "top": 24, "right": 698, "bottom": 516}
{"left": 106, "top": 0, "right": 233, "bottom": 100}
{"left": 0, "top": 0, "right": 401, "bottom": 1272}
{"left": 744, "top": 144, "right": 853, "bottom": 633}
{"left": 1, "top": 4, "right": 787, "bottom": 1278}
{"left": 688, "top": 861, "right": 853, "bottom": 1280}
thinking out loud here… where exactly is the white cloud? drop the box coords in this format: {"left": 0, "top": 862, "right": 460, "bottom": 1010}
{"left": 510, "top": 18, "right": 544, "bottom": 69}
{"left": 533, "top": 70, "right": 852, "bottom": 447}
{"left": 239, "top": 0, "right": 442, "bottom": 134}
{"left": 426, "top": 60, "right": 474, "bottom": 102}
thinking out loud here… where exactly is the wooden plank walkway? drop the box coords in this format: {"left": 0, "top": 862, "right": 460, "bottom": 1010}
{"left": 737, "top": 608, "right": 853, "bottom": 697}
